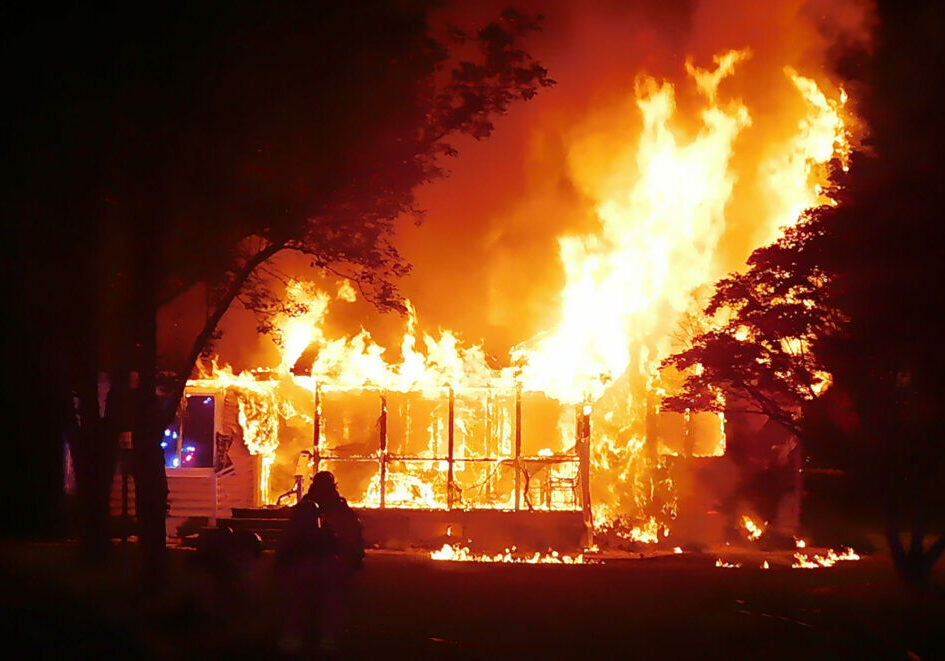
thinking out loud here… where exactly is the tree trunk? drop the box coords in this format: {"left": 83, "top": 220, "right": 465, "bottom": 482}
{"left": 885, "top": 490, "right": 910, "bottom": 579}
{"left": 130, "top": 209, "right": 168, "bottom": 583}
{"left": 68, "top": 367, "right": 119, "bottom": 563}
{"left": 120, "top": 235, "right": 280, "bottom": 585}
{"left": 884, "top": 454, "right": 944, "bottom": 585}
{"left": 133, "top": 412, "right": 167, "bottom": 582}
{"left": 133, "top": 368, "right": 167, "bottom": 583}
{"left": 69, "top": 420, "right": 116, "bottom": 562}
{"left": 169, "top": 243, "right": 284, "bottom": 420}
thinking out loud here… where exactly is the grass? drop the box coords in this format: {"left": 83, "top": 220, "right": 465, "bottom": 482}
{"left": 1, "top": 539, "right": 944, "bottom": 659}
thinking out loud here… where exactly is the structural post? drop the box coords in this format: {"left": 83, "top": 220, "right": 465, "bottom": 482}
{"left": 211, "top": 398, "right": 219, "bottom": 525}
{"left": 574, "top": 410, "right": 581, "bottom": 452}
{"left": 644, "top": 390, "right": 659, "bottom": 463}
{"left": 682, "top": 407, "right": 693, "bottom": 458}
{"left": 514, "top": 384, "right": 522, "bottom": 511}
{"left": 120, "top": 447, "right": 130, "bottom": 541}
{"left": 312, "top": 382, "right": 321, "bottom": 473}
{"left": 379, "top": 394, "right": 387, "bottom": 509}
{"left": 579, "top": 403, "right": 593, "bottom": 545}
{"left": 447, "top": 386, "right": 455, "bottom": 510}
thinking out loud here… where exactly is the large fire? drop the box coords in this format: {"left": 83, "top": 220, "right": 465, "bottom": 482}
{"left": 181, "top": 2, "right": 865, "bottom": 544}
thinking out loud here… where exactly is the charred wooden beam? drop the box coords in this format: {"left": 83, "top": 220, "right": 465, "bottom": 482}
{"left": 514, "top": 384, "right": 522, "bottom": 511}
{"left": 379, "top": 395, "right": 387, "bottom": 509}
{"left": 579, "top": 403, "right": 593, "bottom": 546}
{"left": 447, "top": 386, "right": 456, "bottom": 510}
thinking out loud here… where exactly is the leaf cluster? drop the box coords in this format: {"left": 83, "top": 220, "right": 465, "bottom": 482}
{"left": 661, "top": 194, "right": 844, "bottom": 438}
{"left": 144, "top": 5, "right": 555, "bottom": 320}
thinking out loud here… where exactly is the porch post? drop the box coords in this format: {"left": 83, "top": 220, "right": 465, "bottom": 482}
{"left": 447, "top": 386, "right": 456, "bottom": 510}
{"left": 579, "top": 403, "right": 593, "bottom": 545}
{"left": 514, "top": 384, "right": 522, "bottom": 511}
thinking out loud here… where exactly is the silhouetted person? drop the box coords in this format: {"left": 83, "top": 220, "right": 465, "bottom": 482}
{"left": 275, "top": 471, "right": 363, "bottom": 655}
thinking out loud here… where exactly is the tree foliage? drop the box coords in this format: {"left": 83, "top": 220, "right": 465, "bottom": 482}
{"left": 665, "top": 159, "right": 945, "bottom": 582}
{"left": 663, "top": 0, "right": 945, "bottom": 584}
{"left": 661, "top": 203, "right": 841, "bottom": 440}
{"left": 816, "top": 161, "right": 945, "bottom": 583}
{"left": 665, "top": 128, "right": 944, "bottom": 588}
{"left": 5, "top": 3, "right": 553, "bottom": 571}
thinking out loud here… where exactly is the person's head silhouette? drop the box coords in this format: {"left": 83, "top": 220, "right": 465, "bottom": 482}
{"left": 309, "top": 470, "right": 339, "bottom": 503}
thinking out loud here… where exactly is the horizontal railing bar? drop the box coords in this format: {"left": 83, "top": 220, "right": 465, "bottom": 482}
{"left": 318, "top": 454, "right": 579, "bottom": 463}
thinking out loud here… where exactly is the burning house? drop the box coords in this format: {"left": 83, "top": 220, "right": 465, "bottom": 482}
{"left": 108, "top": 2, "right": 864, "bottom": 555}
{"left": 110, "top": 362, "right": 729, "bottom": 552}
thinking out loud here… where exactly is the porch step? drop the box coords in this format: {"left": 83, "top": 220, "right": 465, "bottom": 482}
{"left": 192, "top": 507, "right": 587, "bottom": 552}
{"left": 231, "top": 507, "right": 293, "bottom": 519}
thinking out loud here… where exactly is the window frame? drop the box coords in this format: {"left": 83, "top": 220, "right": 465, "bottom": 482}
{"left": 164, "top": 388, "right": 220, "bottom": 474}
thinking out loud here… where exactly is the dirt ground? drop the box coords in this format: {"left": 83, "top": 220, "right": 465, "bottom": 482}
{"left": 2, "top": 541, "right": 944, "bottom": 659}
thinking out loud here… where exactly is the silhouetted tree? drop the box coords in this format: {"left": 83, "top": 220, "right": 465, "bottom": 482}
{"left": 817, "top": 165, "right": 945, "bottom": 583}
{"left": 5, "top": 3, "right": 552, "bottom": 575}
{"left": 661, "top": 204, "right": 840, "bottom": 441}
{"left": 664, "top": 163, "right": 945, "bottom": 583}
{"left": 664, "top": 0, "right": 945, "bottom": 585}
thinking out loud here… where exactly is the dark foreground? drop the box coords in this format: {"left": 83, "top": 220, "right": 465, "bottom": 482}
{"left": 2, "top": 541, "right": 944, "bottom": 660}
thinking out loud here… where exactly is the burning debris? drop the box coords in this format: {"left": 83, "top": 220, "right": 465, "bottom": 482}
{"left": 430, "top": 543, "right": 586, "bottom": 564}
{"left": 613, "top": 516, "right": 669, "bottom": 545}
{"left": 741, "top": 516, "right": 765, "bottom": 542}
{"left": 712, "top": 541, "right": 863, "bottom": 570}
{"left": 792, "top": 547, "right": 861, "bottom": 569}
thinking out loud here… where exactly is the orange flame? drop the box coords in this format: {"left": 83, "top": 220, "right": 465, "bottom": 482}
{"left": 715, "top": 558, "right": 742, "bottom": 569}
{"left": 194, "top": 38, "right": 855, "bottom": 524}
{"left": 431, "top": 543, "right": 585, "bottom": 564}
{"left": 792, "top": 547, "right": 861, "bottom": 569}
{"left": 742, "top": 516, "right": 765, "bottom": 542}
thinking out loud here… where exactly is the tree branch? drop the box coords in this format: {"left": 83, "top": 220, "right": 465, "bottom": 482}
{"left": 160, "top": 242, "right": 284, "bottom": 426}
